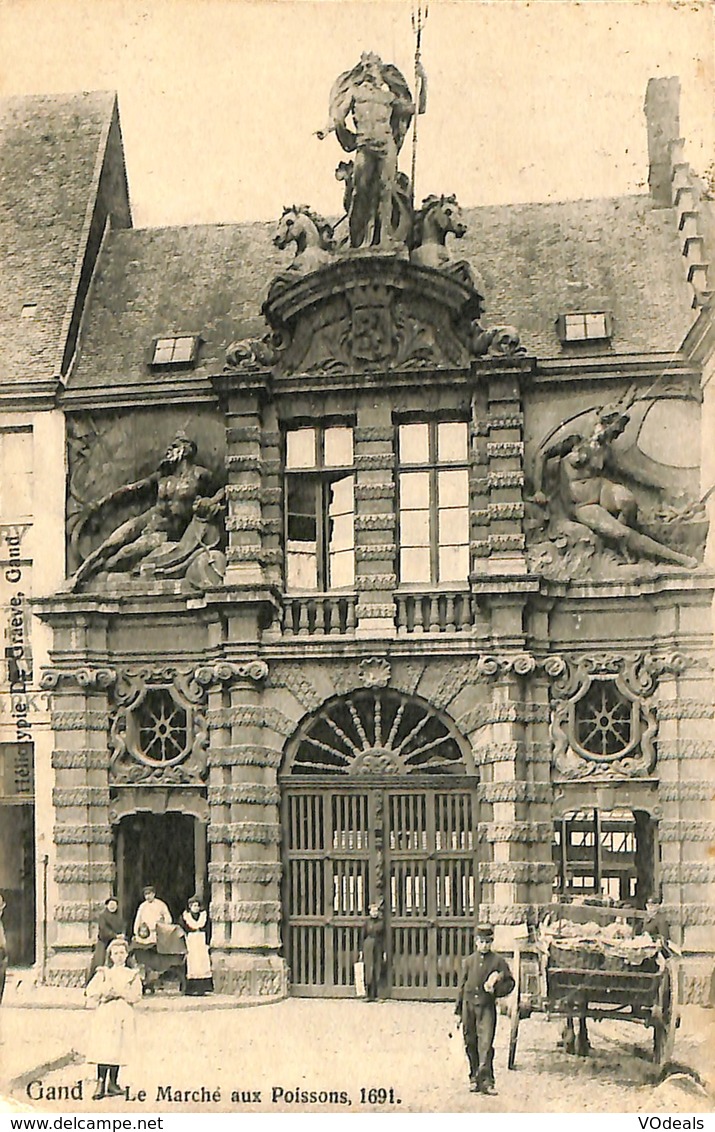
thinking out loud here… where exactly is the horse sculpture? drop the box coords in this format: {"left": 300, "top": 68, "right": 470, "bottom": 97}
{"left": 273, "top": 205, "right": 335, "bottom": 275}
{"left": 410, "top": 194, "right": 469, "bottom": 271}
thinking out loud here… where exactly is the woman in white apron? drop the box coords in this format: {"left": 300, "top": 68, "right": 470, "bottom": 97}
{"left": 85, "top": 936, "right": 142, "bottom": 1098}
{"left": 181, "top": 896, "right": 213, "bottom": 995}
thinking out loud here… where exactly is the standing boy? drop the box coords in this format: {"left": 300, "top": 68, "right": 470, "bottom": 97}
{"left": 455, "top": 922, "right": 515, "bottom": 1095}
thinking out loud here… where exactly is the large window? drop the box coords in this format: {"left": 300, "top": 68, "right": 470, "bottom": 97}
{"left": 553, "top": 808, "right": 655, "bottom": 905}
{"left": 397, "top": 420, "right": 469, "bottom": 585}
{"left": 285, "top": 425, "right": 355, "bottom": 591}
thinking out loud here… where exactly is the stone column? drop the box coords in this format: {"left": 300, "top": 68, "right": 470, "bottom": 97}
{"left": 648, "top": 619, "right": 715, "bottom": 1003}
{"left": 476, "top": 658, "right": 551, "bottom": 942}
{"left": 205, "top": 661, "right": 287, "bottom": 999}
{"left": 41, "top": 661, "right": 116, "bottom": 986}
{"left": 475, "top": 368, "right": 528, "bottom": 577}
{"left": 354, "top": 411, "right": 397, "bottom": 638}
{"left": 222, "top": 378, "right": 273, "bottom": 589}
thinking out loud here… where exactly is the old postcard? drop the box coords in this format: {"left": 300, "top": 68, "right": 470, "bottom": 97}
{"left": 0, "top": 0, "right": 714, "bottom": 1118}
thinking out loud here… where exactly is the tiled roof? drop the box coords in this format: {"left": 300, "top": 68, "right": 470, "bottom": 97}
{"left": 462, "top": 195, "right": 696, "bottom": 356}
{"left": 0, "top": 91, "right": 119, "bottom": 384}
{"left": 67, "top": 194, "right": 697, "bottom": 390}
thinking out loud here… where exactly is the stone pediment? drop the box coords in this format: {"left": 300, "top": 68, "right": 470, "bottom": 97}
{"left": 261, "top": 256, "right": 484, "bottom": 377}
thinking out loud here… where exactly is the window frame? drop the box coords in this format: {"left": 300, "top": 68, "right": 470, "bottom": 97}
{"left": 556, "top": 311, "right": 613, "bottom": 345}
{"left": 283, "top": 421, "right": 356, "bottom": 593}
{"left": 149, "top": 333, "right": 202, "bottom": 369}
{"left": 396, "top": 416, "right": 470, "bottom": 588}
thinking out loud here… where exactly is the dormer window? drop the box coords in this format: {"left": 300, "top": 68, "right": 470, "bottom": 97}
{"left": 150, "top": 335, "right": 200, "bottom": 368}
{"left": 557, "top": 312, "right": 612, "bottom": 344}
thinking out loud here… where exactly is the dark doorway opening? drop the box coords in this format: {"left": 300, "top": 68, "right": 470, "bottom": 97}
{"left": 0, "top": 801, "right": 35, "bottom": 965}
{"left": 114, "top": 812, "right": 204, "bottom": 931}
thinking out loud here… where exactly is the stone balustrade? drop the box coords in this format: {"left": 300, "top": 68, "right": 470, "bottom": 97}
{"left": 282, "top": 593, "right": 357, "bottom": 637}
{"left": 395, "top": 589, "right": 474, "bottom": 635}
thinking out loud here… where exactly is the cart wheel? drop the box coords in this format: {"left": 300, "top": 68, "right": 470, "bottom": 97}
{"left": 508, "top": 946, "right": 522, "bottom": 1070}
{"left": 653, "top": 957, "right": 679, "bottom": 1066}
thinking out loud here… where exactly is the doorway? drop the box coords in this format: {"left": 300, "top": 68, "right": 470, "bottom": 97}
{"left": 553, "top": 808, "right": 657, "bottom": 904}
{"left": 282, "top": 784, "right": 478, "bottom": 999}
{"left": 114, "top": 812, "right": 205, "bottom": 932}
{"left": 0, "top": 800, "right": 35, "bottom": 965}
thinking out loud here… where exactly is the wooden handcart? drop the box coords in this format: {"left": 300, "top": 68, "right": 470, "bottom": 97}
{"left": 507, "top": 907, "right": 680, "bottom": 1070}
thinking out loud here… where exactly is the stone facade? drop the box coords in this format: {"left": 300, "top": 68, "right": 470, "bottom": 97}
{"left": 2, "top": 74, "right": 714, "bottom": 1002}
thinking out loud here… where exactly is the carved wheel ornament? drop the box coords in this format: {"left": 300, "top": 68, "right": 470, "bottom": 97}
{"left": 548, "top": 654, "right": 658, "bottom": 780}
{"left": 129, "top": 686, "right": 190, "bottom": 768}
{"left": 109, "top": 667, "right": 208, "bottom": 786}
{"left": 286, "top": 690, "right": 469, "bottom": 776}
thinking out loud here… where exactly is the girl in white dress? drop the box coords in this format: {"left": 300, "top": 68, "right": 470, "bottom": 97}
{"left": 85, "top": 936, "right": 142, "bottom": 1098}
{"left": 181, "top": 896, "right": 213, "bottom": 995}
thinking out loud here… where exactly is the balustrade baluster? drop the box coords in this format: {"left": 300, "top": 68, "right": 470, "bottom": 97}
{"left": 346, "top": 598, "right": 357, "bottom": 633}
{"left": 313, "top": 598, "right": 325, "bottom": 635}
{"left": 396, "top": 595, "right": 407, "bottom": 634}
{"left": 428, "top": 596, "right": 440, "bottom": 633}
{"left": 297, "top": 599, "right": 310, "bottom": 636}
{"left": 461, "top": 597, "right": 472, "bottom": 633}
{"left": 445, "top": 593, "right": 456, "bottom": 633}
{"left": 328, "top": 597, "right": 341, "bottom": 636}
{"left": 412, "top": 597, "right": 424, "bottom": 634}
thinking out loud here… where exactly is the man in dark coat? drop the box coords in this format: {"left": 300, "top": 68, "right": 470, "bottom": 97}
{"left": 455, "top": 922, "right": 515, "bottom": 1094}
{"left": 362, "top": 903, "right": 386, "bottom": 1001}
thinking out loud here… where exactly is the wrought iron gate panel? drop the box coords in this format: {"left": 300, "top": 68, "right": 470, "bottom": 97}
{"left": 433, "top": 790, "right": 477, "bottom": 992}
{"left": 282, "top": 782, "right": 477, "bottom": 999}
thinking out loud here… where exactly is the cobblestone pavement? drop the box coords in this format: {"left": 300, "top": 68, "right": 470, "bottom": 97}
{"left": 2, "top": 1000, "right": 713, "bottom": 1114}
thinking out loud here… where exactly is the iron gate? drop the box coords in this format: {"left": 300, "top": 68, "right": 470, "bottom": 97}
{"left": 282, "top": 782, "right": 478, "bottom": 999}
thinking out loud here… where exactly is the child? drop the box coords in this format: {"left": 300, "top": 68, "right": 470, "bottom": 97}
{"left": 85, "top": 935, "right": 142, "bottom": 1099}
{"left": 455, "top": 923, "right": 515, "bottom": 1095}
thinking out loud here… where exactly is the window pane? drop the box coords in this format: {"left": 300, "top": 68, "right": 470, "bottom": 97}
{"left": 286, "top": 477, "right": 317, "bottom": 543}
{"left": 399, "top": 423, "right": 429, "bottom": 464}
{"left": 172, "top": 337, "right": 195, "bottom": 362}
{"left": 329, "top": 549, "right": 354, "bottom": 589}
{"left": 400, "top": 509, "right": 430, "bottom": 547}
{"left": 437, "top": 422, "right": 468, "bottom": 463}
{"left": 399, "top": 471, "right": 430, "bottom": 510}
{"left": 564, "top": 314, "right": 586, "bottom": 341}
{"left": 438, "top": 544, "right": 469, "bottom": 582}
{"left": 287, "top": 550, "right": 318, "bottom": 590}
{"left": 585, "top": 313, "right": 608, "bottom": 339}
{"left": 286, "top": 429, "right": 316, "bottom": 469}
{"left": 438, "top": 469, "right": 468, "bottom": 508}
{"left": 328, "top": 475, "right": 354, "bottom": 518}
{"left": 438, "top": 506, "right": 470, "bottom": 545}
{"left": 329, "top": 514, "right": 354, "bottom": 552}
{"left": 324, "top": 426, "right": 353, "bottom": 467}
{"left": 153, "top": 340, "right": 174, "bottom": 363}
{"left": 400, "top": 546, "right": 431, "bottom": 583}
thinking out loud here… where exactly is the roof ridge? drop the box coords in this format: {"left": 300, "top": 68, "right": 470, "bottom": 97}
{"left": 0, "top": 89, "right": 117, "bottom": 107}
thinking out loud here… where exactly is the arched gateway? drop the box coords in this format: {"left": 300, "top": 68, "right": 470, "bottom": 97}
{"left": 280, "top": 689, "right": 479, "bottom": 999}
